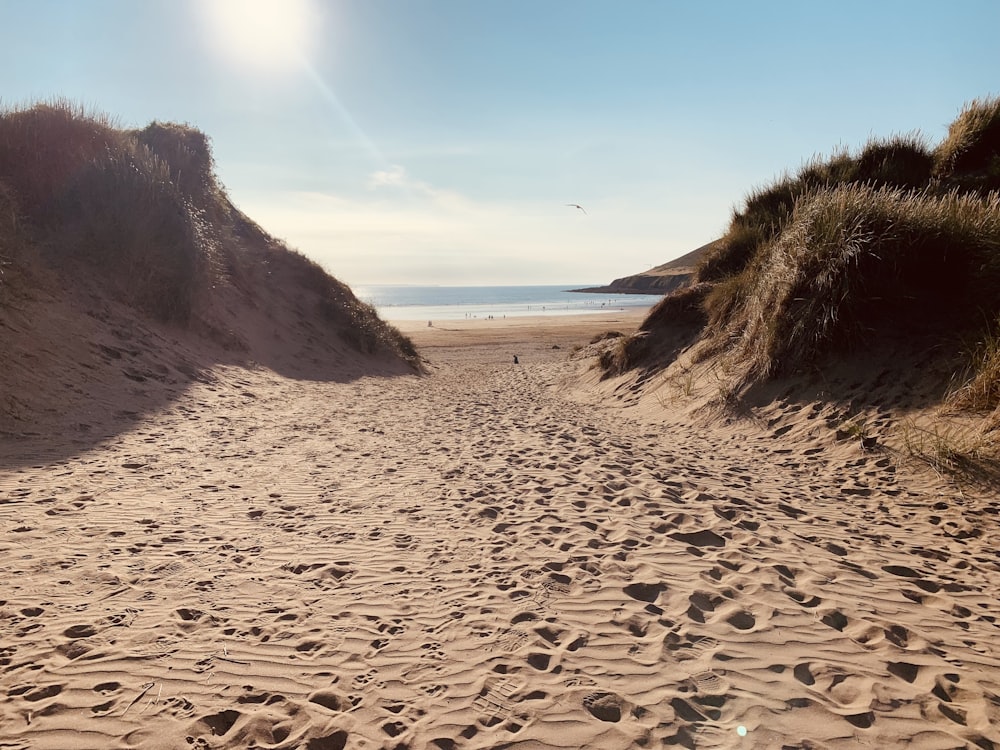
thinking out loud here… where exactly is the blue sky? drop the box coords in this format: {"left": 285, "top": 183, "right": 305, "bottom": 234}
{"left": 3, "top": 1, "right": 999, "bottom": 286}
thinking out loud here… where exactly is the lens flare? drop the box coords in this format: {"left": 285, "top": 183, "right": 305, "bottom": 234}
{"left": 201, "top": 0, "right": 316, "bottom": 72}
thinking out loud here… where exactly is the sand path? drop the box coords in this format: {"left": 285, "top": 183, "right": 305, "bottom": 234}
{"left": 1, "top": 317, "right": 999, "bottom": 749}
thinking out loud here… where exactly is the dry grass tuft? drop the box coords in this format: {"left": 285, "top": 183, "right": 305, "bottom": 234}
{"left": 934, "top": 96, "right": 1000, "bottom": 192}
{"left": 948, "top": 321, "right": 1000, "bottom": 427}
{"left": 598, "top": 333, "right": 649, "bottom": 378}
{"left": 899, "top": 419, "right": 999, "bottom": 484}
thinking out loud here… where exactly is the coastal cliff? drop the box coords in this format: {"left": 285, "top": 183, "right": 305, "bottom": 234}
{"left": 572, "top": 239, "right": 719, "bottom": 295}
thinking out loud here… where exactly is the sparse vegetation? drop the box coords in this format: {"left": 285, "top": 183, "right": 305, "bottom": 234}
{"left": 835, "top": 418, "right": 879, "bottom": 450}
{"left": 899, "top": 418, "right": 998, "bottom": 484}
{"left": 590, "top": 330, "right": 624, "bottom": 344}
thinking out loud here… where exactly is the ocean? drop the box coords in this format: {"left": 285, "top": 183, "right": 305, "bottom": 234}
{"left": 352, "top": 284, "right": 664, "bottom": 321}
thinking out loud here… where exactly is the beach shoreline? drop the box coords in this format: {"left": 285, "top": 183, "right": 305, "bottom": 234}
{"left": 389, "top": 308, "right": 648, "bottom": 351}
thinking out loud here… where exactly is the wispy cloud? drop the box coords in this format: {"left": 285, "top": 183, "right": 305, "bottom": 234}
{"left": 234, "top": 165, "right": 708, "bottom": 285}
{"left": 367, "top": 164, "right": 412, "bottom": 190}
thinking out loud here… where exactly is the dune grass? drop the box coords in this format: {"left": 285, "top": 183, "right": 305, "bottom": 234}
{"left": 933, "top": 96, "right": 1000, "bottom": 192}
{"left": 640, "top": 281, "right": 710, "bottom": 332}
{"left": 0, "top": 100, "right": 200, "bottom": 320}
{"left": 697, "top": 134, "right": 936, "bottom": 285}
{"left": 702, "top": 185, "right": 1000, "bottom": 383}
{"left": 613, "top": 97, "right": 1000, "bottom": 461}
{"left": 0, "top": 100, "right": 120, "bottom": 224}
{"left": 948, "top": 320, "right": 1000, "bottom": 428}
{"left": 687, "top": 100, "right": 1000, "bottom": 394}
{"left": 55, "top": 140, "right": 202, "bottom": 321}
{"left": 0, "top": 100, "right": 419, "bottom": 364}
{"left": 0, "top": 179, "right": 20, "bottom": 281}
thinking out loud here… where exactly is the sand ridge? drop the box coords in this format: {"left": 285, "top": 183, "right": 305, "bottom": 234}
{"left": 1, "top": 314, "right": 999, "bottom": 749}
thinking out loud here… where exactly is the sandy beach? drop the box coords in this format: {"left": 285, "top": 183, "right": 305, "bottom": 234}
{"left": 2, "top": 310, "right": 999, "bottom": 750}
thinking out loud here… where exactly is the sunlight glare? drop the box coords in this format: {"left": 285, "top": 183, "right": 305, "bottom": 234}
{"left": 202, "top": 0, "right": 316, "bottom": 72}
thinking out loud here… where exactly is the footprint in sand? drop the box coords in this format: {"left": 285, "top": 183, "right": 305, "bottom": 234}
{"left": 351, "top": 670, "right": 386, "bottom": 690}
{"left": 783, "top": 586, "right": 823, "bottom": 608}
{"left": 690, "top": 670, "right": 728, "bottom": 695}
{"left": 473, "top": 676, "right": 518, "bottom": 722}
{"left": 664, "top": 634, "right": 720, "bottom": 662}
{"left": 487, "top": 627, "right": 533, "bottom": 652}
{"left": 583, "top": 691, "right": 626, "bottom": 722}
{"left": 308, "top": 688, "right": 351, "bottom": 713}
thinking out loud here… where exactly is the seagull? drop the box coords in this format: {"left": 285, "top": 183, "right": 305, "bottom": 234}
{"left": 566, "top": 203, "right": 587, "bottom": 214}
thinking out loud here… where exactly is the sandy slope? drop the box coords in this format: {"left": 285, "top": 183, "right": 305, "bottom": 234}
{"left": 1, "top": 312, "right": 999, "bottom": 749}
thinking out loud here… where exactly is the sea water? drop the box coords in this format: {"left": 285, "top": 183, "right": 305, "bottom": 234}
{"left": 352, "top": 284, "right": 663, "bottom": 321}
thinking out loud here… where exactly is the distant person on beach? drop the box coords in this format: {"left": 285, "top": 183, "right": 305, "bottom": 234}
{"left": 513, "top": 355, "right": 519, "bottom": 364}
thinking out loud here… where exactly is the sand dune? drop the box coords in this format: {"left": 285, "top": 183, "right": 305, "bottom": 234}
{"left": 2, "top": 312, "right": 999, "bottom": 749}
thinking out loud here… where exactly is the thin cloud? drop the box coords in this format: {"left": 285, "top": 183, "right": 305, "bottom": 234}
{"left": 367, "top": 164, "right": 411, "bottom": 190}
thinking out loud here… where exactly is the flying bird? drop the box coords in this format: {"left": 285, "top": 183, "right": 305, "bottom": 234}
{"left": 566, "top": 203, "right": 587, "bottom": 214}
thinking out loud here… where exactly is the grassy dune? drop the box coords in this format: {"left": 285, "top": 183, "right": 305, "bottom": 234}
{"left": 612, "top": 97, "right": 1000, "bottom": 442}
{"left": 0, "top": 100, "right": 417, "bottom": 363}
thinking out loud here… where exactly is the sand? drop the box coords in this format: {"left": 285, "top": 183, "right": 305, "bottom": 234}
{"left": 1, "top": 310, "right": 999, "bottom": 749}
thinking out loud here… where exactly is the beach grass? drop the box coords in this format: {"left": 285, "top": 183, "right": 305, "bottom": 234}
{"left": 933, "top": 95, "right": 1000, "bottom": 192}
{"left": 695, "top": 133, "right": 935, "bottom": 285}
{"left": 0, "top": 100, "right": 418, "bottom": 364}
{"left": 703, "top": 184, "right": 1000, "bottom": 383}
{"left": 610, "top": 96, "right": 1000, "bottom": 455}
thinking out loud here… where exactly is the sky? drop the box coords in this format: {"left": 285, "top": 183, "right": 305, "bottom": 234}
{"left": 2, "top": 1, "right": 1000, "bottom": 286}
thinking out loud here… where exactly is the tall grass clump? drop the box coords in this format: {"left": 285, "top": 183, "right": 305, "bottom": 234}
{"left": 133, "top": 121, "right": 234, "bottom": 284}
{"left": 134, "top": 122, "right": 231, "bottom": 232}
{"left": 0, "top": 101, "right": 203, "bottom": 321}
{"left": 934, "top": 96, "right": 1000, "bottom": 192}
{"left": 54, "top": 142, "right": 201, "bottom": 322}
{"left": 697, "top": 135, "right": 935, "bottom": 284}
{"left": 855, "top": 133, "right": 935, "bottom": 189}
{"left": 948, "top": 321, "right": 1000, "bottom": 428}
{"left": 0, "top": 100, "right": 119, "bottom": 223}
{"left": 134, "top": 122, "right": 217, "bottom": 199}
{"left": 704, "top": 184, "right": 1000, "bottom": 384}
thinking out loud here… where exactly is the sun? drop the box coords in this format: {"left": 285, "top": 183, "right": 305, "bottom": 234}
{"left": 201, "top": 0, "right": 316, "bottom": 72}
